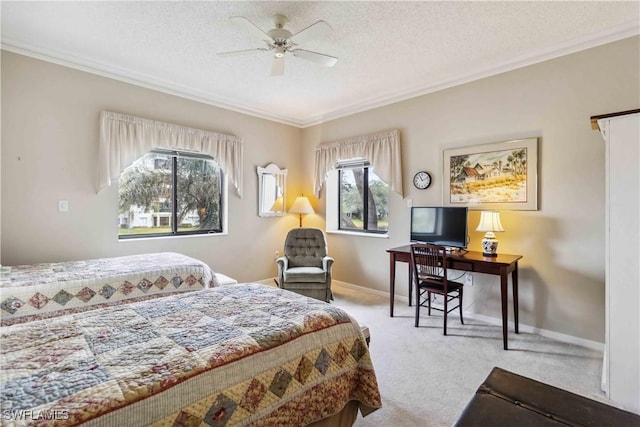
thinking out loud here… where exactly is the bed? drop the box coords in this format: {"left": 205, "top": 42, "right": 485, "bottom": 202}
{"left": 0, "top": 255, "right": 381, "bottom": 426}
{"left": 1, "top": 284, "right": 380, "bottom": 426}
{"left": 0, "top": 252, "right": 217, "bottom": 326}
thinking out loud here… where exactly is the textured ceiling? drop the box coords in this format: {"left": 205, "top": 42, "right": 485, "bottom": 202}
{"left": 2, "top": 1, "right": 639, "bottom": 127}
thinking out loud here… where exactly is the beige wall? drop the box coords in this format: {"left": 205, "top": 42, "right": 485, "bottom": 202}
{"left": 2, "top": 36, "right": 638, "bottom": 344}
{"left": 0, "top": 51, "right": 303, "bottom": 282}
{"left": 301, "top": 36, "right": 640, "bottom": 344}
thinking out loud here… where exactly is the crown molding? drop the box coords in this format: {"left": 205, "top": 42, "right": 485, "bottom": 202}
{"left": 2, "top": 20, "right": 638, "bottom": 129}
{"left": 298, "top": 21, "right": 640, "bottom": 127}
{"left": 0, "top": 40, "right": 305, "bottom": 128}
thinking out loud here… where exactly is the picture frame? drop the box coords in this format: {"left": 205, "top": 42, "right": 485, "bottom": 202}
{"left": 443, "top": 138, "right": 538, "bottom": 210}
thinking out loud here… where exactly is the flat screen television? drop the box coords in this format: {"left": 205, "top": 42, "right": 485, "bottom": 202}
{"left": 410, "top": 206, "right": 469, "bottom": 249}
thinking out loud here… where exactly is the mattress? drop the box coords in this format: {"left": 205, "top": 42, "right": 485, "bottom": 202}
{"left": 0, "top": 252, "right": 217, "bottom": 326}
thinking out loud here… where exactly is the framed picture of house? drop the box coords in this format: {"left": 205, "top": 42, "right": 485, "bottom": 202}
{"left": 443, "top": 138, "right": 538, "bottom": 210}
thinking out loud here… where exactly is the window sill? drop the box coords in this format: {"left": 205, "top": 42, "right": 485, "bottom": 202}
{"left": 119, "top": 231, "right": 228, "bottom": 242}
{"left": 326, "top": 230, "right": 389, "bottom": 239}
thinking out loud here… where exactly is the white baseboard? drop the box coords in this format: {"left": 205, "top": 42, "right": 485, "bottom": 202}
{"left": 331, "top": 279, "right": 604, "bottom": 352}
{"left": 333, "top": 279, "right": 410, "bottom": 302}
{"left": 467, "top": 312, "right": 604, "bottom": 352}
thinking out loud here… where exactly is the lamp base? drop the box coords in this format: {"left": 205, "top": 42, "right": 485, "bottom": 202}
{"left": 481, "top": 232, "right": 499, "bottom": 257}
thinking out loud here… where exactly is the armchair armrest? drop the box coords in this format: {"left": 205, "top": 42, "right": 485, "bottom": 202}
{"left": 322, "top": 256, "right": 335, "bottom": 272}
{"left": 275, "top": 256, "right": 288, "bottom": 288}
{"left": 276, "top": 256, "right": 288, "bottom": 269}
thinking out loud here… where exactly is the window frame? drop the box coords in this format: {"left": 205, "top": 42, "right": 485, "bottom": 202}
{"left": 337, "top": 161, "right": 389, "bottom": 235}
{"left": 118, "top": 150, "right": 225, "bottom": 240}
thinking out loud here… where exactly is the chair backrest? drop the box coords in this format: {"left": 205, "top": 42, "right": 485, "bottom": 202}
{"left": 284, "top": 228, "right": 328, "bottom": 268}
{"left": 411, "top": 243, "right": 449, "bottom": 289}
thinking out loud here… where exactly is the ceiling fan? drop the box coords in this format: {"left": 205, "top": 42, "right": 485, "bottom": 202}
{"left": 217, "top": 14, "right": 338, "bottom": 76}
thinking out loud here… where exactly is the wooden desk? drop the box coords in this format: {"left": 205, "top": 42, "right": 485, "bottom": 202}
{"left": 387, "top": 245, "right": 522, "bottom": 350}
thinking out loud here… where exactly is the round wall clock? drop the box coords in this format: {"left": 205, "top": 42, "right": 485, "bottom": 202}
{"left": 413, "top": 171, "right": 432, "bottom": 189}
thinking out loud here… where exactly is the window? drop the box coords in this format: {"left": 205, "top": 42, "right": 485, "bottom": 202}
{"left": 338, "top": 162, "right": 389, "bottom": 233}
{"left": 118, "top": 151, "right": 223, "bottom": 238}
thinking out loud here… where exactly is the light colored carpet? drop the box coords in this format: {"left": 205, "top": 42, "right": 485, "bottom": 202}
{"left": 330, "top": 284, "right": 606, "bottom": 427}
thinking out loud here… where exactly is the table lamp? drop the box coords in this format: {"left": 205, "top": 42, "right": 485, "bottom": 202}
{"left": 476, "top": 211, "right": 504, "bottom": 257}
{"left": 289, "top": 195, "right": 314, "bottom": 227}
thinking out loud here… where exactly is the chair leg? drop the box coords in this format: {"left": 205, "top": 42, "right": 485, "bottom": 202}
{"left": 459, "top": 289, "right": 464, "bottom": 324}
{"left": 427, "top": 291, "right": 431, "bottom": 316}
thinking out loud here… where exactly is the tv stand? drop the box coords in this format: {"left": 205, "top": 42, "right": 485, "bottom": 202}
{"left": 386, "top": 245, "right": 522, "bottom": 350}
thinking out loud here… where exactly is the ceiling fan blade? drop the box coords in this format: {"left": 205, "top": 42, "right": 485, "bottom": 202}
{"left": 289, "top": 20, "right": 332, "bottom": 45}
{"left": 271, "top": 56, "right": 285, "bottom": 76}
{"left": 217, "top": 48, "right": 268, "bottom": 57}
{"left": 229, "top": 16, "right": 271, "bottom": 43}
{"left": 293, "top": 49, "right": 338, "bottom": 67}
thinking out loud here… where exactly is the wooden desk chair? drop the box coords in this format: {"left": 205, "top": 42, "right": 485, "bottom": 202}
{"left": 411, "top": 243, "right": 464, "bottom": 334}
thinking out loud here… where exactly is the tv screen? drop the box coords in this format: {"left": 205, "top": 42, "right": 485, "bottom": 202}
{"left": 410, "top": 207, "right": 469, "bottom": 249}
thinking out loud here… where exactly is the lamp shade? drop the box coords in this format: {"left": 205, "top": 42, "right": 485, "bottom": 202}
{"left": 289, "top": 196, "right": 315, "bottom": 215}
{"left": 289, "top": 196, "right": 314, "bottom": 227}
{"left": 476, "top": 211, "right": 504, "bottom": 232}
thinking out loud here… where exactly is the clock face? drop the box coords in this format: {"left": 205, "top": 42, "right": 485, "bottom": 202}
{"left": 413, "top": 171, "right": 432, "bottom": 189}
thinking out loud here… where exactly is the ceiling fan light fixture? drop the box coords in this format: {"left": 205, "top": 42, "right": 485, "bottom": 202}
{"left": 274, "top": 46, "right": 286, "bottom": 58}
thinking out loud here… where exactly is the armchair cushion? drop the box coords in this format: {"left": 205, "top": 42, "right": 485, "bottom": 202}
{"left": 284, "top": 267, "right": 327, "bottom": 283}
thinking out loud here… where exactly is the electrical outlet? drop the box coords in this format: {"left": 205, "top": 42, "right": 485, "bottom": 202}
{"left": 464, "top": 273, "right": 473, "bottom": 286}
{"left": 58, "top": 200, "right": 69, "bottom": 212}
{"left": 274, "top": 251, "right": 279, "bottom": 260}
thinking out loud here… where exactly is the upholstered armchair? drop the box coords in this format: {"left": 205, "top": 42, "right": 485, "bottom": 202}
{"left": 276, "top": 228, "right": 334, "bottom": 302}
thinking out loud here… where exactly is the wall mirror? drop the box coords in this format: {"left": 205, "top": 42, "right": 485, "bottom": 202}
{"left": 257, "top": 163, "right": 287, "bottom": 217}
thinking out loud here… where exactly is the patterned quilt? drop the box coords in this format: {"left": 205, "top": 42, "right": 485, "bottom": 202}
{"left": 0, "top": 284, "right": 381, "bottom": 426}
{"left": 0, "top": 253, "right": 217, "bottom": 326}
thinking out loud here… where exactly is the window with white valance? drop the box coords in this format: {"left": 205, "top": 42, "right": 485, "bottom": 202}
{"left": 97, "top": 111, "right": 243, "bottom": 197}
{"left": 313, "top": 129, "right": 403, "bottom": 197}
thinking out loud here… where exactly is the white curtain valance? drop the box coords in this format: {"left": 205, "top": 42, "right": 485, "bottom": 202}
{"left": 98, "top": 111, "right": 244, "bottom": 197}
{"left": 314, "top": 129, "right": 403, "bottom": 197}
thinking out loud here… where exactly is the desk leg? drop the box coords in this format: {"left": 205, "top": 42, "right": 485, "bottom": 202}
{"left": 408, "top": 259, "right": 413, "bottom": 307}
{"left": 500, "top": 267, "right": 509, "bottom": 350}
{"left": 389, "top": 253, "right": 396, "bottom": 317}
{"left": 512, "top": 263, "right": 519, "bottom": 334}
